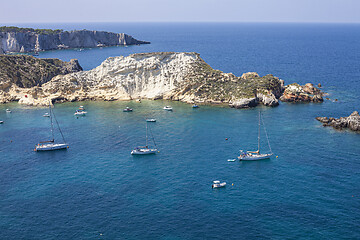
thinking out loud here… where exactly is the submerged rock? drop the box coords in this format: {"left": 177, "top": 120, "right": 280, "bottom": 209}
{"left": 316, "top": 111, "right": 360, "bottom": 132}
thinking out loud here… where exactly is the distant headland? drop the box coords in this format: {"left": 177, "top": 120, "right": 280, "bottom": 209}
{"left": 0, "top": 26, "right": 150, "bottom": 54}
{"left": 0, "top": 52, "right": 325, "bottom": 108}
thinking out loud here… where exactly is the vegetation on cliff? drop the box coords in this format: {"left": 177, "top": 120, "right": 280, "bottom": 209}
{"left": 0, "top": 55, "right": 82, "bottom": 88}
{"left": 179, "top": 60, "right": 282, "bottom": 105}
{"left": 0, "top": 26, "right": 63, "bottom": 35}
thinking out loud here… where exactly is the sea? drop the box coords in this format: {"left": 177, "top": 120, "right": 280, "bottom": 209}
{"left": 0, "top": 23, "right": 360, "bottom": 239}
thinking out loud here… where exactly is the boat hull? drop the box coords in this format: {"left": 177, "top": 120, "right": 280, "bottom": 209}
{"left": 212, "top": 182, "right": 226, "bottom": 188}
{"left": 74, "top": 112, "right": 87, "bottom": 116}
{"left": 163, "top": 107, "right": 173, "bottom": 111}
{"left": 35, "top": 143, "right": 69, "bottom": 151}
{"left": 238, "top": 153, "right": 273, "bottom": 161}
{"left": 131, "top": 148, "right": 157, "bottom": 155}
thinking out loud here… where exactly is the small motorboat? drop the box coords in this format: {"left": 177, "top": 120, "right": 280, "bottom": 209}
{"left": 146, "top": 118, "right": 156, "bottom": 122}
{"left": 192, "top": 104, "right": 199, "bottom": 108}
{"left": 0, "top": 121, "right": 4, "bottom": 124}
{"left": 6, "top": 109, "right": 11, "bottom": 113}
{"left": 163, "top": 106, "right": 173, "bottom": 111}
{"left": 227, "top": 159, "right": 236, "bottom": 162}
{"left": 78, "top": 106, "right": 85, "bottom": 110}
{"left": 212, "top": 180, "right": 226, "bottom": 188}
{"left": 123, "top": 107, "right": 133, "bottom": 112}
{"left": 74, "top": 110, "right": 87, "bottom": 116}
{"left": 43, "top": 113, "right": 50, "bottom": 117}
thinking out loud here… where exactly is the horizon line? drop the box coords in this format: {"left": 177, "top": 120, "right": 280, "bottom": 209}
{"left": 1, "top": 21, "right": 360, "bottom": 25}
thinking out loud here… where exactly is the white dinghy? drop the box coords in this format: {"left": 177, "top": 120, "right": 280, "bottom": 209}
{"left": 163, "top": 106, "right": 173, "bottom": 111}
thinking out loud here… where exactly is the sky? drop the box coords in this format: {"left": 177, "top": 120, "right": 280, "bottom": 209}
{"left": 0, "top": 0, "right": 359, "bottom": 23}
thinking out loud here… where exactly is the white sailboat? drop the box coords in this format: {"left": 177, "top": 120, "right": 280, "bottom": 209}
{"left": 35, "top": 103, "right": 68, "bottom": 151}
{"left": 238, "top": 112, "right": 273, "bottom": 161}
{"left": 131, "top": 122, "right": 158, "bottom": 155}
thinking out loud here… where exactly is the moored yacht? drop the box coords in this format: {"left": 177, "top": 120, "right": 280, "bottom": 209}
{"left": 35, "top": 102, "right": 68, "bottom": 152}
{"left": 238, "top": 112, "right": 273, "bottom": 161}
{"left": 131, "top": 121, "right": 158, "bottom": 155}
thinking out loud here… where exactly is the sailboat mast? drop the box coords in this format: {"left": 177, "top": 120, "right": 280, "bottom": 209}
{"left": 145, "top": 122, "right": 148, "bottom": 147}
{"left": 49, "top": 102, "right": 54, "bottom": 142}
{"left": 258, "top": 112, "right": 261, "bottom": 153}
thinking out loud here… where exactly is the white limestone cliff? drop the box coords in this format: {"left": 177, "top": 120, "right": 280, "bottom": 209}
{"left": 0, "top": 29, "right": 149, "bottom": 53}
{"left": 1, "top": 52, "right": 284, "bottom": 108}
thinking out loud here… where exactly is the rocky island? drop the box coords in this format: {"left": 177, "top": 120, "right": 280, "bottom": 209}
{"left": 0, "top": 26, "right": 150, "bottom": 53}
{"left": 316, "top": 111, "right": 360, "bottom": 133}
{"left": 0, "top": 52, "right": 324, "bottom": 107}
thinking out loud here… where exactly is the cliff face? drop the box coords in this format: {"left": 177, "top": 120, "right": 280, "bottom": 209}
{"left": 0, "top": 29, "right": 150, "bottom": 53}
{"left": 0, "top": 52, "right": 285, "bottom": 107}
{"left": 0, "top": 55, "right": 82, "bottom": 103}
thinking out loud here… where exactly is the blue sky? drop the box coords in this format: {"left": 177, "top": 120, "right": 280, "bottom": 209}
{"left": 1, "top": 0, "right": 359, "bottom": 23}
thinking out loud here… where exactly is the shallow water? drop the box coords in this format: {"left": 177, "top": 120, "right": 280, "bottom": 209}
{"left": 1, "top": 23, "right": 360, "bottom": 239}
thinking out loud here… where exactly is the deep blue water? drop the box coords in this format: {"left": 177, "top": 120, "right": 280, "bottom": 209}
{"left": 1, "top": 23, "right": 360, "bottom": 239}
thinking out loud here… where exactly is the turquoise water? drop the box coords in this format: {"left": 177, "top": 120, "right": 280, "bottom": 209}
{"left": 1, "top": 23, "right": 360, "bottom": 239}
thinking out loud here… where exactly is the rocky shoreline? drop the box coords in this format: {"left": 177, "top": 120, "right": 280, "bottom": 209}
{"left": 0, "top": 27, "right": 150, "bottom": 54}
{"left": 316, "top": 111, "right": 360, "bottom": 133}
{"left": 0, "top": 52, "right": 325, "bottom": 108}
{"left": 280, "top": 83, "right": 325, "bottom": 103}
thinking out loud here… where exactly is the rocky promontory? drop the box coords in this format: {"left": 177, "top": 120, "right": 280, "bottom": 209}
{"left": 0, "top": 55, "right": 82, "bottom": 103}
{"left": 0, "top": 52, "right": 324, "bottom": 108}
{"left": 0, "top": 26, "right": 150, "bottom": 53}
{"left": 316, "top": 111, "right": 360, "bottom": 132}
{"left": 280, "top": 83, "right": 325, "bottom": 103}
{"left": 0, "top": 52, "right": 286, "bottom": 106}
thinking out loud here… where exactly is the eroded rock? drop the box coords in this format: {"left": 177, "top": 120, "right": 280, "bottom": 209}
{"left": 316, "top": 111, "right": 360, "bottom": 132}
{"left": 280, "top": 83, "right": 324, "bottom": 103}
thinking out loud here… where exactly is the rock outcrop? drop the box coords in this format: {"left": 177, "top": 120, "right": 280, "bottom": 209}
{"left": 0, "top": 27, "right": 150, "bottom": 53}
{"left": 0, "top": 55, "right": 82, "bottom": 103}
{"left": 280, "top": 83, "right": 324, "bottom": 103}
{"left": 316, "top": 111, "right": 360, "bottom": 132}
{"left": 0, "top": 52, "right": 285, "bottom": 107}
